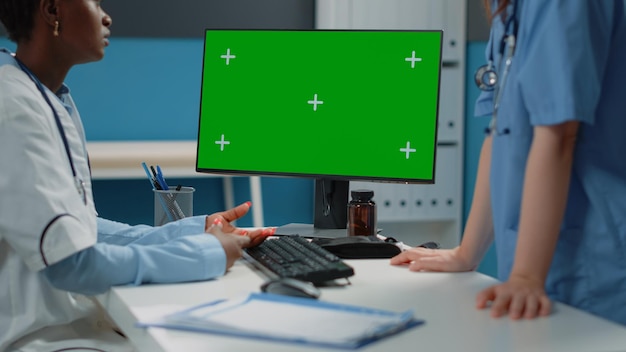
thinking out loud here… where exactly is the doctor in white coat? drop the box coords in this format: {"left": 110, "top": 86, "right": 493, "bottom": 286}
{"left": 0, "top": 1, "right": 273, "bottom": 350}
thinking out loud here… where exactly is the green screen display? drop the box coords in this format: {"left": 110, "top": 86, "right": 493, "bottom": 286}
{"left": 196, "top": 29, "right": 442, "bottom": 183}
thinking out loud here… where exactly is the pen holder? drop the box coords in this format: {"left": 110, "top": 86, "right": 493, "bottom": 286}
{"left": 153, "top": 186, "right": 195, "bottom": 226}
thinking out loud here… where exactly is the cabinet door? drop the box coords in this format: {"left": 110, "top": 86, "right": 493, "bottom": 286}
{"left": 437, "top": 65, "right": 464, "bottom": 142}
{"left": 350, "top": 144, "right": 460, "bottom": 223}
{"left": 421, "top": 145, "right": 459, "bottom": 221}
{"left": 320, "top": 0, "right": 465, "bottom": 246}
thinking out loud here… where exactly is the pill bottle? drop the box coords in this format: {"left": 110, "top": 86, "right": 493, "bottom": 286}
{"left": 347, "top": 189, "right": 377, "bottom": 236}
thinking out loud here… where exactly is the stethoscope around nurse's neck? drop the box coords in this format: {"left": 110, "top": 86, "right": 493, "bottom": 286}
{"left": 474, "top": 1, "right": 519, "bottom": 136}
{"left": 13, "top": 56, "right": 88, "bottom": 205}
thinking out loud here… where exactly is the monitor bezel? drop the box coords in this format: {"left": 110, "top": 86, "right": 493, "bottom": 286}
{"left": 195, "top": 28, "right": 442, "bottom": 186}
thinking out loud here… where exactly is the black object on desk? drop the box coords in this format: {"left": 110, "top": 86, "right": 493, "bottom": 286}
{"left": 416, "top": 241, "right": 441, "bottom": 249}
{"left": 311, "top": 235, "right": 402, "bottom": 259}
{"left": 261, "top": 278, "right": 321, "bottom": 299}
{"left": 244, "top": 235, "right": 355, "bottom": 284}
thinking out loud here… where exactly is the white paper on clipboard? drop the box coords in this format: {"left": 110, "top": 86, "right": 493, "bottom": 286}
{"left": 138, "top": 292, "right": 424, "bottom": 349}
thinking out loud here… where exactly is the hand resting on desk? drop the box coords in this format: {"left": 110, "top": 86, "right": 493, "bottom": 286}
{"left": 204, "top": 202, "right": 276, "bottom": 270}
{"left": 390, "top": 246, "right": 474, "bottom": 272}
{"left": 390, "top": 246, "right": 553, "bottom": 321}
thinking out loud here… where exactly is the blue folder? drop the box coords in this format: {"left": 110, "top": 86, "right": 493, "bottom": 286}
{"left": 137, "top": 292, "right": 424, "bottom": 349}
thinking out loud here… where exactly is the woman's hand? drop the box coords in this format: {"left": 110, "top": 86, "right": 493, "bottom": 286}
{"left": 389, "top": 246, "right": 475, "bottom": 272}
{"left": 205, "top": 201, "right": 253, "bottom": 235}
{"left": 204, "top": 202, "right": 275, "bottom": 247}
{"left": 476, "top": 274, "right": 552, "bottom": 319}
{"left": 204, "top": 202, "right": 276, "bottom": 269}
{"left": 205, "top": 218, "right": 251, "bottom": 270}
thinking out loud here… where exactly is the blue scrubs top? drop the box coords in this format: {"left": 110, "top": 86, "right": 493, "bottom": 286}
{"left": 475, "top": 0, "right": 626, "bottom": 325}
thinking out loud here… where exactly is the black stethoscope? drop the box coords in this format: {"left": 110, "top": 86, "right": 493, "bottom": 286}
{"left": 474, "top": 0, "right": 519, "bottom": 135}
{"left": 14, "top": 56, "right": 88, "bottom": 205}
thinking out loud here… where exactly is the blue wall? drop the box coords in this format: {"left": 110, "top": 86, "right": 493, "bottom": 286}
{"left": 0, "top": 38, "right": 497, "bottom": 277}
{"left": 70, "top": 38, "right": 204, "bottom": 141}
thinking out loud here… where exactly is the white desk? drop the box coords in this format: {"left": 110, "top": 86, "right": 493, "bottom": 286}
{"left": 97, "top": 259, "right": 626, "bottom": 352}
{"left": 86, "top": 141, "right": 264, "bottom": 227}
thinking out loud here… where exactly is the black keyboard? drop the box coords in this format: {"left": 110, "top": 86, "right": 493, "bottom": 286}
{"left": 244, "top": 235, "right": 355, "bottom": 284}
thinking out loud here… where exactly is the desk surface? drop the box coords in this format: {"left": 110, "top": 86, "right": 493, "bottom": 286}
{"left": 97, "top": 259, "right": 626, "bottom": 352}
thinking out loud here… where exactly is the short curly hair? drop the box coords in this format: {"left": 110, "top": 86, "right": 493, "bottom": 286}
{"left": 0, "top": 0, "right": 40, "bottom": 43}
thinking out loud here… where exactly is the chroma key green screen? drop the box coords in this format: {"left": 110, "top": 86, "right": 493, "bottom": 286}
{"left": 196, "top": 29, "right": 442, "bottom": 183}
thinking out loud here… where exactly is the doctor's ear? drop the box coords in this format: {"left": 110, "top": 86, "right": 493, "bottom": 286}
{"left": 39, "top": 0, "right": 60, "bottom": 30}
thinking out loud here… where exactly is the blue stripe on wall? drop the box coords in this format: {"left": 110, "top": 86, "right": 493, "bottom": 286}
{"left": 92, "top": 177, "right": 225, "bottom": 226}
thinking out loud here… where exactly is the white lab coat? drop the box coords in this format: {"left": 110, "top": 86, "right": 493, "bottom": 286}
{"left": 0, "top": 52, "right": 134, "bottom": 351}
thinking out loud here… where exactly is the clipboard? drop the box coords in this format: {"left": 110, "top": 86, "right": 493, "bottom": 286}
{"left": 137, "top": 292, "right": 424, "bottom": 349}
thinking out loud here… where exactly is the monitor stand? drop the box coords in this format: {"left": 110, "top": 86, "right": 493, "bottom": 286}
{"left": 276, "top": 179, "right": 349, "bottom": 239}
{"left": 313, "top": 178, "right": 349, "bottom": 230}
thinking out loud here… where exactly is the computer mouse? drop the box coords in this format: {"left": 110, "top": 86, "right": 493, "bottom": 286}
{"left": 260, "top": 278, "right": 321, "bottom": 299}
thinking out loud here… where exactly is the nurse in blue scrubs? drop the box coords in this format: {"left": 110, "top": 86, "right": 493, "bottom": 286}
{"left": 391, "top": 0, "right": 626, "bottom": 325}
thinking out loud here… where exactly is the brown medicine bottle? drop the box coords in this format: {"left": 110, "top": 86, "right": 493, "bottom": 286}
{"left": 347, "top": 189, "right": 377, "bottom": 236}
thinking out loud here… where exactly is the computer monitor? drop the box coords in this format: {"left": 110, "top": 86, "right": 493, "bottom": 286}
{"left": 196, "top": 29, "right": 442, "bottom": 230}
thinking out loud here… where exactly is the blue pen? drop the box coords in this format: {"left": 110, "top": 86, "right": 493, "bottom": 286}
{"left": 142, "top": 162, "right": 175, "bottom": 223}
{"left": 142, "top": 162, "right": 158, "bottom": 190}
{"left": 156, "top": 165, "right": 169, "bottom": 190}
